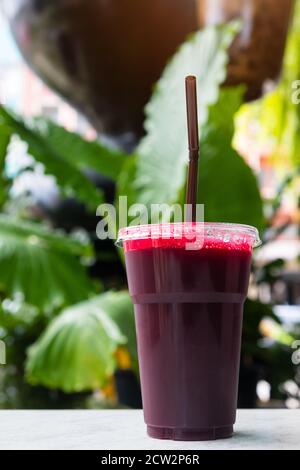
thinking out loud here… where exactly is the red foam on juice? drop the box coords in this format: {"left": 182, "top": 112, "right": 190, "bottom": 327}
{"left": 119, "top": 223, "right": 259, "bottom": 254}
{"left": 123, "top": 236, "right": 254, "bottom": 253}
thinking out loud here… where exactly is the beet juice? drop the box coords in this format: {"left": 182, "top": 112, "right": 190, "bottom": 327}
{"left": 118, "top": 223, "right": 260, "bottom": 441}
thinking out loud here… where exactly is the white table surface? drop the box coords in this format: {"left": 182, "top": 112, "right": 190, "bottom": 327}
{"left": 0, "top": 410, "right": 299, "bottom": 450}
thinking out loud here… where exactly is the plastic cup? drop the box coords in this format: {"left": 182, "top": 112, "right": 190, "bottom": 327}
{"left": 117, "top": 222, "right": 261, "bottom": 441}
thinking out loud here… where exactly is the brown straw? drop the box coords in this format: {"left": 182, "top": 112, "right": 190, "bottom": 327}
{"left": 185, "top": 75, "right": 200, "bottom": 222}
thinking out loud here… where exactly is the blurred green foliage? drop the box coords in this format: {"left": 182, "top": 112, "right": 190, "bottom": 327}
{"left": 0, "top": 215, "right": 95, "bottom": 311}
{"left": 236, "top": 0, "right": 300, "bottom": 166}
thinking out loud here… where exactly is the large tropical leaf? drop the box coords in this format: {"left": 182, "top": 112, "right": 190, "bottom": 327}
{"left": 117, "top": 24, "right": 263, "bottom": 232}
{"left": 26, "top": 292, "right": 131, "bottom": 392}
{"left": 198, "top": 87, "right": 264, "bottom": 231}
{"left": 32, "top": 118, "right": 126, "bottom": 181}
{"left": 132, "top": 22, "right": 239, "bottom": 212}
{"left": 0, "top": 215, "right": 95, "bottom": 311}
{"left": 0, "top": 107, "right": 103, "bottom": 211}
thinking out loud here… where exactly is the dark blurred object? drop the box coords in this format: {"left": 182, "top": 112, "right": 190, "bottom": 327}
{"left": 114, "top": 370, "right": 142, "bottom": 409}
{"left": 4, "top": 0, "right": 197, "bottom": 150}
{"left": 238, "top": 357, "right": 260, "bottom": 408}
{"left": 239, "top": 299, "right": 280, "bottom": 407}
{"left": 280, "top": 272, "right": 300, "bottom": 305}
{"left": 3, "top": 0, "right": 294, "bottom": 149}
{"left": 198, "top": 0, "right": 295, "bottom": 100}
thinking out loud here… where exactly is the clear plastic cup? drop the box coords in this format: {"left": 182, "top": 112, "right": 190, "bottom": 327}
{"left": 118, "top": 222, "right": 261, "bottom": 441}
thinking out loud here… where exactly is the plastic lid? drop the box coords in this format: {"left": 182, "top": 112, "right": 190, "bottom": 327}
{"left": 117, "top": 222, "right": 261, "bottom": 252}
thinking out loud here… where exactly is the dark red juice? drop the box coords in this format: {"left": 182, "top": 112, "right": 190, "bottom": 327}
{"left": 121, "top": 224, "right": 258, "bottom": 440}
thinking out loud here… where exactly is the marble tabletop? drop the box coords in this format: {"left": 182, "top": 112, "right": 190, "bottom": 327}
{"left": 0, "top": 410, "right": 299, "bottom": 450}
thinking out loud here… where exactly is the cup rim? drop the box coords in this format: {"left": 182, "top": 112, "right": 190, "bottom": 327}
{"left": 117, "top": 222, "right": 262, "bottom": 248}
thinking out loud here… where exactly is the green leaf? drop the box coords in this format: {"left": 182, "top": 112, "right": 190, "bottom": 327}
{"left": 0, "top": 106, "right": 103, "bottom": 211}
{"left": 0, "top": 130, "right": 10, "bottom": 171}
{"left": 116, "top": 154, "right": 138, "bottom": 224}
{"left": 132, "top": 23, "right": 239, "bottom": 212}
{"left": 33, "top": 119, "right": 126, "bottom": 181}
{"left": 198, "top": 87, "right": 264, "bottom": 232}
{"left": 0, "top": 215, "right": 95, "bottom": 311}
{"left": 106, "top": 291, "right": 138, "bottom": 375}
{"left": 26, "top": 292, "right": 129, "bottom": 392}
{"left": 0, "top": 129, "right": 12, "bottom": 207}
{"left": 0, "top": 299, "right": 40, "bottom": 331}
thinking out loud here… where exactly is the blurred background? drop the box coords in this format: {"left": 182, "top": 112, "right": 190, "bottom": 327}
{"left": 0, "top": 0, "right": 300, "bottom": 410}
